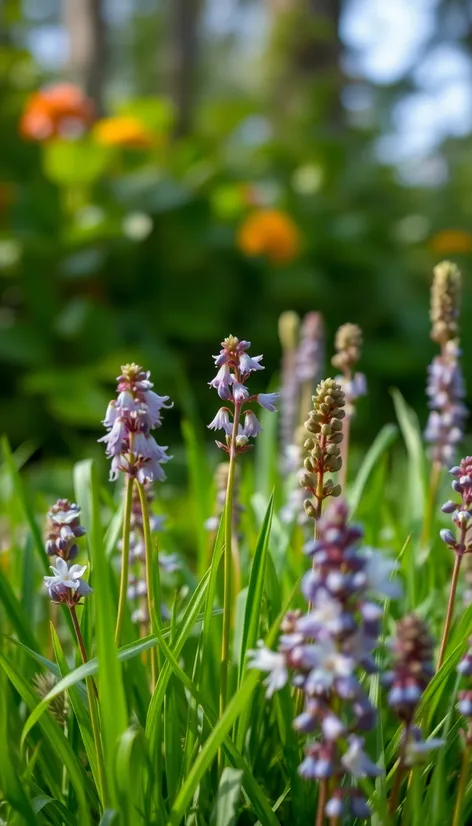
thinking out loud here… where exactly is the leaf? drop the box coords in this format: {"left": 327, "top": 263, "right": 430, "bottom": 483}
{"left": 0, "top": 652, "right": 94, "bottom": 824}
{"left": 42, "top": 139, "right": 111, "bottom": 187}
{"left": 391, "top": 389, "right": 426, "bottom": 523}
{"left": 349, "top": 424, "right": 398, "bottom": 514}
{"left": 167, "top": 600, "right": 291, "bottom": 826}
{"left": 0, "top": 566, "right": 40, "bottom": 650}
{"left": 2, "top": 437, "right": 48, "bottom": 572}
{"left": 212, "top": 768, "right": 243, "bottom": 826}
{"left": 73, "top": 459, "right": 128, "bottom": 808}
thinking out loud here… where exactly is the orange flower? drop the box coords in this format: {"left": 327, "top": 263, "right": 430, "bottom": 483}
{"left": 20, "top": 83, "right": 93, "bottom": 141}
{"left": 430, "top": 229, "right": 472, "bottom": 255}
{"left": 237, "top": 209, "right": 301, "bottom": 265}
{"left": 92, "top": 116, "right": 155, "bottom": 149}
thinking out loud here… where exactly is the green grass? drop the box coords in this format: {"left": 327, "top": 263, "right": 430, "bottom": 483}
{"left": 0, "top": 385, "right": 471, "bottom": 826}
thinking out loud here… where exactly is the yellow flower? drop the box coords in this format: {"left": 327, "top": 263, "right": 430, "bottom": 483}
{"left": 237, "top": 209, "right": 301, "bottom": 265}
{"left": 93, "top": 116, "right": 155, "bottom": 149}
{"left": 430, "top": 229, "right": 472, "bottom": 255}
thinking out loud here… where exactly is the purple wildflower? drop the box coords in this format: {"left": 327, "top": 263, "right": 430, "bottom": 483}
{"left": 208, "top": 335, "right": 279, "bottom": 453}
{"left": 45, "top": 499, "right": 86, "bottom": 561}
{"left": 248, "top": 500, "right": 400, "bottom": 812}
{"left": 44, "top": 557, "right": 92, "bottom": 605}
{"left": 100, "top": 363, "right": 172, "bottom": 483}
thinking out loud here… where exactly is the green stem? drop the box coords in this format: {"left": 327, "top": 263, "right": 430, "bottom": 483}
{"left": 137, "top": 481, "right": 162, "bottom": 690}
{"left": 437, "top": 551, "right": 463, "bottom": 671}
{"left": 453, "top": 736, "right": 471, "bottom": 826}
{"left": 69, "top": 605, "right": 108, "bottom": 808}
{"left": 114, "top": 475, "right": 134, "bottom": 647}
{"left": 220, "top": 402, "right": 242, "bottom": 719}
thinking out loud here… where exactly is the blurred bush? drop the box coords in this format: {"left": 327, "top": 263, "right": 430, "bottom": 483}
{"left": 1, "top": 0, "right": 472, "bottom": 470}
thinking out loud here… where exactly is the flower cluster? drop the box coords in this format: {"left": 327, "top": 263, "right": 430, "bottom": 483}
{"left": 297, "top": 312, "right": 325, "bottom": 388}
{"left": 93, "top": 116, "right": 155, "bottom": 149}
{"left": 43, "top": 500, "right": 91, "bottom": 605}
{"left": 237, "top": 209, "right": 301, "bottom": 265}
{"left": 425, "top": 262, "right": 467, "bottom": 465}
{"left": 123, "top": 481, "right": 179, "bottom": 625}
{"left": 458, "top": 637, "right": 472, "bottom": 731}
{"left": 386, "top": 615, "right": 442, "bottom": 763}
{"left": 100, "top": 363, "right": 172, "bottom": 483}
{"left": 249, "top": 500, "right": 401, "bottom": 819}
{"left": 45, "top": 499, "right": 86, "bottom": 560}
{"left": 440, "top": 460, "right": 472, "bottom": 556}
{"left": 20, "top": 83, "right": 93, "bottom": 142}
{"left": 430, "top": 260, "right": 461, "bottom": 345}
{"left": 425, "top": 340, "right": 467, "bottom": 466}
{"left": 208, "top": 335, "right": 279, "bottom": 453}
{"left": 299, "top": 378, "right": 345, "bottom": 519}
{"left": 331, "top": 323, "right": 366, "bottom": 418}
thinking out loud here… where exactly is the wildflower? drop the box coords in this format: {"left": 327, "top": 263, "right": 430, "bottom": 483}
{"left": 430, "top": 260, "right": 461, "bottom": 344}
{"left": 332, "top": 322, "right": 366, "bottom": 419}
{"left": 93, "top": 115, "right": 155, "bottom": 149}
{"left": 296, "top": 311, "right": 325, "bottom": 389}
{"left": 45, "top": 499, "right": 86, "bottom": 560}
{"left": 33, "top": 672, "right": 67, "bottom": 724}
{"left": 246, "top": 645, "right": 289, "bottom": 697}
{"left": 387, "top": 614, "right": 434, "bottom": 723}
{"left": 208, "top": 335, "right": 279, "bottom": 453}
{"left": 299, "top": 378, "right": 345, "bottom": 519}
{"left": 100, "top": 363, "right": 172, "bottom": 483}
{"left": 237, "top": 208, "right": 301, "bottom": 265}
{"left": 44, "top": 557, "right": 92, "bottom": 605}
{"left": 425, "top": 340, "right": 467, "bottom": 465}
{"left": 430, "top": 229, "right": 472, "bottom": 256}
{"left": 20, "top": 84, "right": 93, "bottom": 141}
{"left": 248, "top": 499, "right": 398, "bottom": 811}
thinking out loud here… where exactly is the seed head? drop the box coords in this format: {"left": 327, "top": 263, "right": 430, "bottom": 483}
{"left": 430, "top": 260, "right": 461, "bottom": 344}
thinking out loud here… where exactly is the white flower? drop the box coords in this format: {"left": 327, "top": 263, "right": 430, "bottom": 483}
{"left": 44, "top": 557, "right": 92, "bottom": 600}
{"left": 257, "top": 392, "right": 280, "bottom": 412}
{"left": 123, "top": 212, "right": 153, "bottom": 241}
{"left": 341, "top": 736, "right": 381, "bottom": 777}
{"left": 239, "top": 352, "right": 264, "bottom": 373}
{"left": 304, "top": 638, "right": 355, "bottom": 694}
{"left": 298, "top": 591, "right": 345, "bottom": 635}
{"left": 405, "top": 737, "right": 445, "bottom": 766}
{"left": 241, "top": 410, "right": 263, "bottom": 438}
{"left": 363, "top": 548, "right": 402, "bottom": 599}
{"left": 48, "top": 505, "right": 80, "bottom": 525}
{"left": 247, "top": 645, "right": 288, "bottom": 697}
{"left": 208, "top": 407, "right": 232, "bottom": 435}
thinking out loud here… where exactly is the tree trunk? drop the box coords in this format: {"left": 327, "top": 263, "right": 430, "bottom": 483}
{"left": 64, "top": 0, "right": 106, "bottom": 115}
{"left": 171, "top": 0, "right": 200, "bottom": 138}
{"left": 267, "top": 0, "right": 344, "bottom": 130}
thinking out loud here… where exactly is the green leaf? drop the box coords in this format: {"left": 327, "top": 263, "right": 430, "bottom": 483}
{"left": 391, "top": 389, "right": 426, "bottom": 522}
{"left": 0, "top": 652, "right": 94, "bottom": 824}
{"left": 74, "top": 459, "right": 128, "bottom": 808}
{"left": 42, "top": 139, "right": 111, "bottom": 187}
{"left": 349, "top": 424, "right": 398, "bottom": 514}
{"left": 212, "top": 768, "right": 243, "bottom": 826}
{"left": 0, "top": 566, "right": 40, "bottom": 650}
{"left": 2, "top": 437, "right": 48, "bottom": 572}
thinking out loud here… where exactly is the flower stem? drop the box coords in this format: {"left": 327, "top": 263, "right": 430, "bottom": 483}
{"left": 389, "top": 723, "right": 410, "bottom": 817}
{"left": 114, "top": 475, "right": 134, "bottom": 647}
{"left": 69, "top": 605, "right": 108, "bottom": 808}
{"left": 453, "top": 733, "right": 472, "bottom": 826}
{"left": 315, "top": 778, "right": 328, "bottom": 826}
{"left": 220, "top": 402, "right": 242, "bottom": 722}
{"left": 438, "top": 552, "right": 463, "bottom": 670}
{"left": 137, "top": 481, "right": 162, "bottom": 691}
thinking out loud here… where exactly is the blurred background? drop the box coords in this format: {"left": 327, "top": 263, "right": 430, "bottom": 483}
{"left": 1, "top": 0, "right": 472, "bottom": 486}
